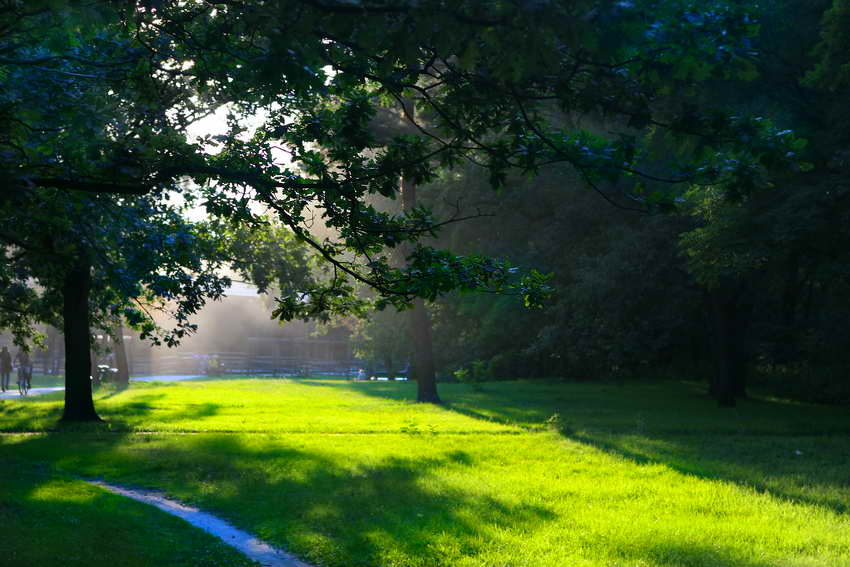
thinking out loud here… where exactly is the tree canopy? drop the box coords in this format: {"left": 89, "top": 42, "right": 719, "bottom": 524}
{"left": 3, "top": 0, "right": 850, "bottom": 416}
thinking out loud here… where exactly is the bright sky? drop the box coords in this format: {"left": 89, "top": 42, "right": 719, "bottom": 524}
{"left": 179, "top": 105, "right": 274, "bottom": 295}
{"left": 174, "top": 104, "right": 278, "bottom": 222}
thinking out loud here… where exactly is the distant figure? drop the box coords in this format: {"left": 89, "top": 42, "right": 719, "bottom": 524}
{"left": 0, "top": 346, "right": 11, "bottom": 392}
{"left": 15, "top": 350, "right": 32, "bottom": 389}
{"left": 356, "top": 368, "right": 366, "bottom": 381}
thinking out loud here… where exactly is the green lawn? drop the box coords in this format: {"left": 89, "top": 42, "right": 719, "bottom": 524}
{"left": 1, "top": 378, "right": 849, "bottom": 566}
{"left": 0, "top": 456, "right": 254, "bottom": 566}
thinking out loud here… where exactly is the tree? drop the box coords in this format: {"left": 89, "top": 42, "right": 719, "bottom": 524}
{"left": 350, "top": 308, "right": 411, "bottom": 380}
{"left": 0, "top": 189, "right": 233, "bottom": 420}
{"left": 7, "top": 1, "right": 796, "bottom": 307}
{"left": 0, "top": 3, "right": 274, "bottom": 419}
{"left": 4, "top": 1, "right": 828, "bottom": 410}
{"left": 676, "top": 0, "right": 850, "bottom": 404}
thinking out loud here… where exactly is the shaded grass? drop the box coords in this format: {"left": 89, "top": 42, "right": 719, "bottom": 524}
{"left": 0, "top": 457, "right": 255, "bottom": 567}
{"left": 1, "top": 378, "right": 849, "bottom": 566}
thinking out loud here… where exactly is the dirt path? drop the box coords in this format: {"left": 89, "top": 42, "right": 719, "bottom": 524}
{"left": 89, "top": 480, "right": 312, "bottom": 567}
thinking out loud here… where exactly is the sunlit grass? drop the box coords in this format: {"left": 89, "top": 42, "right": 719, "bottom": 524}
{"left": 0, "top": 378, "right": 521, "bottom": 433}
{"left": 1, "top": 378, "right": 849, "bottom": 566}
{"left": 3, "top": 378, "right": 849, "bottom": 435}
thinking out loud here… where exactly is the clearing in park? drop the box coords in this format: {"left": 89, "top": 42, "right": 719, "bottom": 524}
{"left": 1, "top": 377, "right": 848, "bottom": 567}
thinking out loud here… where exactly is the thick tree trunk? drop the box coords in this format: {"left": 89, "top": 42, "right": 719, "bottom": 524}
{"left": 113, "top": 320, "right": 130, "bottom": 389}
{"left": 708, "top": 282, "right": 753, "bottom": 407}
{"left": 383, "top": 354, "right": 397, "bottom": 381}
{"left": 61, "top": 255, "right": 101, "bottom": 422}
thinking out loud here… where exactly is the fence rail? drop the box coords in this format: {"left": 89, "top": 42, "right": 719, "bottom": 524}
{"left": 129, "top": 352, "right": 357, "bottom": 377}
{"left": 28, "top": 351, "right": 357, "bottom": 378}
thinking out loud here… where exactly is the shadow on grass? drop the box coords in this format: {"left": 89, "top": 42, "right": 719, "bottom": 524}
{"left": 3, "top": 378, "right": 848, "bottom": 565}
{"left": 568, "top": 428, "right": 850, "bottom": 516}
{"left": 0, "top": 456, "right": 254, "bottom": 567}
{"left": 0, "top": 390, "right": 221, "bottom": 433}
{"left": 2, "top": 430, "right": 803, "bottom": 567}
{"left": 321, "top": 379, "right": 850, "bottom": 517}
{"left": 3, "top": 432, "right": 553, "bottom": 566}
{"left": 624, "top": 540, "right": 779, "bottom": 567}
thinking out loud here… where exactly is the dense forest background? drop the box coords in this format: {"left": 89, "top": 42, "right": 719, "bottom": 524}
{"left": 351, "top": 0, "right": 850, "bottom": 405}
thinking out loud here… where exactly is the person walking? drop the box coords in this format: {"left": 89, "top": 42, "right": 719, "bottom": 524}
{"left": 0, "top": 346, "right": 12, "bottom": 392}
{"left": 15, "top": 349, "right": 32, "bottom": 390}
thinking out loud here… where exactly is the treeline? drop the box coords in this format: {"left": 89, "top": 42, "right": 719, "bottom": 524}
{"left": 420, "top": 162, "right": 850, "bottom": 405}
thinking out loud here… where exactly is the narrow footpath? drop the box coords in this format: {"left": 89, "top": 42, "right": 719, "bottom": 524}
{"left": 1, "top": 377, "right": 311, "bottom": 566}
{"left": 0, "top": 387, "right": 64, "bottom": 400}
{"left": 0, "top": 375, "right": 203, "bottom": 400}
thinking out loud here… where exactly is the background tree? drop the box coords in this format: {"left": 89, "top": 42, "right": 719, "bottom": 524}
{"left": 349, "top": 308, "right": 411, "bottom": 380}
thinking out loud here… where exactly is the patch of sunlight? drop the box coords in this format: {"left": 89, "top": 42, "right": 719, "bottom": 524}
{"left": 29, "top": 480, "right": 98, "bottom": 504}
{"left": 0, "top": 433, "right": 46, "bottom": 445}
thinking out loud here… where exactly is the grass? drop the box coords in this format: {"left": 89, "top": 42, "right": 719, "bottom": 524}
{"left": 1, "top": 378, "right": 849, "bottom": 566}
{"left": 0, "top": 456, "right": 254, "bottom": 566}
{"left": 21, "top": 373, "right": 67, "bottom": 388}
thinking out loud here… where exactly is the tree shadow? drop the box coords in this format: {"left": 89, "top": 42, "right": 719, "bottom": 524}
{"left": 612, "top": 539, "right": 784, "bottom": 567}
{"left": 0, "top": 391, "right": 223, "bottom": 433}
{"left": 5, "top": 428, "right": 831, "bottom": 567}
{"left": 328, "top": 379, "right": 850, "bottom": 516}
{"left": 567, "top": 428, "right": 850, "bottom": 516}
{"left": 3, "top": 378, "right": 848, "bottom": 565}
{"left": 0, "top": 455, "right": 254, "bottom": 566}
{"left": 4, "top": 432, "right": 554, "bottom": 566}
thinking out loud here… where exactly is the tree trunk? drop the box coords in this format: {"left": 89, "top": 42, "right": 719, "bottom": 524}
{"left": 383, "top": 356, "right": 393, "bottom": 379}
{"left": 709, "top": 290, "right": 737, "bottom": 407}
{"left": 708, "top": 281, "right": 753, "bottom": 407}
{"left": 410, "top": 298, "right": 440, "bottom": 402}
{"left": 399, "top": 94, "right": 439, "bottom": 403}
{"left": 401, "top": 175, "right": 440, "bottom": 403}
{"left": 113, "top": 319, "right": 130, "bottom": 389}
{"left": 61, "top": 255, "right": 101, "bottom": 422}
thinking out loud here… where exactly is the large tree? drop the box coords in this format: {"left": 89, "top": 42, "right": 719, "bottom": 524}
{"left": 0, "top": 189, "right": 233, "bottom": 421}
{"left": 3, "top": 0, "right": 826, "bottom": 408}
